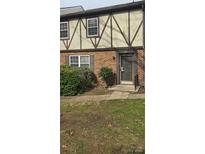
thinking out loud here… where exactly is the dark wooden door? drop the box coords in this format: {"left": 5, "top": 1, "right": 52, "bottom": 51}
{"left": 120, "top": 55, "right": 132, "bottom": 82}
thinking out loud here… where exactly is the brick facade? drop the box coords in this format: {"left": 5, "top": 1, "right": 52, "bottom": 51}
{"left": 60, "top": 51, "right": 117, "bottom": 79}
{"left": 60, "top": 49, "right": 144, "bottom": 86}
{"left": 136, "top": 49, "right": 145, "bottom": 86}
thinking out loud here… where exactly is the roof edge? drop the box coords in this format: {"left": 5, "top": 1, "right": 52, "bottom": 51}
{"left": 61, "top": 1, "right": 144, "bottom": 19}
{"left": 60, "top": 5, "right": 84, "bottom": 11}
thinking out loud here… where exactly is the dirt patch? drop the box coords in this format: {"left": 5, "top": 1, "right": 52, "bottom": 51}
{"left": 80, "top": 86, "right": 112, "bottom": 96}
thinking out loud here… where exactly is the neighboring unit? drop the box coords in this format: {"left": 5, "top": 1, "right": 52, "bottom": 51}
{"left": 60, "top": 1, "right": 145, "bottom": 87}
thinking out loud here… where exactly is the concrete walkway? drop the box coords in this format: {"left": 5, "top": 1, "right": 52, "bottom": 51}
{"left": 61, "top": 91, "right": 145, "bottom": 103}
{"left": 108, "top": 85, "right": 140, "bottom": 92}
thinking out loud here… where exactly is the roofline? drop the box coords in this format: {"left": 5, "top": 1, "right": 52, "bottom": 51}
{"left": 60, "top": 5, "right": 84, "bottom": 11}
{"left": 61, "top": 1, "right": 144, "bottom": 20}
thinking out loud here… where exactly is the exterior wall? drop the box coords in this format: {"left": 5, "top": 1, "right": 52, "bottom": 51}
{"left": 61, "top": 49, "right": 144, "bottom": 86}
{"left": 60, "top": 5, "right": 144, "bottom": 87}
{"left": 60, "top": 9, "right": 143, "bottom": 50}
{"left": 136, "top": 49, "right": 145, "bottom": 86}
{"left": 60, "top": 51, "right": 117, "bottom": 80}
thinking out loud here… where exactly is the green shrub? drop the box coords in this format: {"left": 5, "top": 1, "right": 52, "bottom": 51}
{"left": 99, "top": 67, "right": 115, "bottom": 87}
{"left": 60, "top": 65, "right": 95, "bottom": 96}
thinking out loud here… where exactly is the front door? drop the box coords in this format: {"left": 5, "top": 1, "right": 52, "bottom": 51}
{"left": 120, "top": 55, "right": 133, "bottom": 84}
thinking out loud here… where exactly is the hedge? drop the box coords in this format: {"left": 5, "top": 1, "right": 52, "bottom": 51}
{"left": 99, "top": 67, "right": 115, "bottom": 87}
{"left": 60, "top": 65, "right": 96, "bottom": 96}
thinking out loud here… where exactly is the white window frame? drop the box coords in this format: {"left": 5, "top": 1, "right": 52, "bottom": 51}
{"left": 60, "top": 21, "right": 69, "bottom": 39}
{"left": 87, "top": 17, "right": 99, "bottom": 37}
{"left": 69, "top": 55, "right": 90, "bottom": 68}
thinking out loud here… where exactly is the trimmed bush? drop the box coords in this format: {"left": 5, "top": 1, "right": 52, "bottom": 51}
{"left": 60, "top": 65, "right": 95, "bottom": 96}
{"left": 99, "top": 67, "right": 115, "bottom": 87}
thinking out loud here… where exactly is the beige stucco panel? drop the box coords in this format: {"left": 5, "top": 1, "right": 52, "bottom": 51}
{"left": 60, "top": 40, "right": 66, "bottom": 50}
{"left": 113, "top": 12, "right": 128, "bottom": 40}
{"left": 81, "top": 19, "right": 95, "bottom": 49}
{"left": 132, "top": 23, "right": 143, "bottom": 46}
{"left": 68, "top": 20, "right": 80, "bottom": 49}
{"left": 130, "top": 10, "right": 143, "bottom": 43}
{"left": 112, "top": 17, "right": 128, "bottom": 47}
{"left": 98, "top": 15, "right": 111, "bottom": 48}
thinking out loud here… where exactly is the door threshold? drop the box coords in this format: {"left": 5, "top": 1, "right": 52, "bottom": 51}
{"left": 120, "top": 81, "right": 133, "bottom": 85}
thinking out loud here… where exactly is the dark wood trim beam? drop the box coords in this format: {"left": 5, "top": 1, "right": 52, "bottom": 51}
{"left": 66, "top": 40, "right": 68, "bottom": 49}
{"left": 128, "top": 10, "right": 131, "bottom": 46}
{"left": 62, "top": 40, "right": 68, "bottom": 50}
{"left": 110, "top": 14, "right": 113, "bottom": 48}
{"left": 60, "top": 46, "right": 144, "bottom": 53}
{"left": 95, "top": 38, "right": 97, "bottom": 49}
{"left": 80, "top": 18, "right": 82, "bottom": 49}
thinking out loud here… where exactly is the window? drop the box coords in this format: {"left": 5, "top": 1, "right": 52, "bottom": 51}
{"left": 87, "top": 17, "right": 99, "bottom": 37}
{"left": 69, "top": 55, "right": 90, "bottom": 68}
{"left": 60, "top": 22, "right": 69, "bottom": 39}
{"left": 70, "top": 56, "right": 79, "bottom": 67}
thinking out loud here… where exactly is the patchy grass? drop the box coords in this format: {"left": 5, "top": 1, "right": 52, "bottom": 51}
{"left": 61, "top": 99, "right": 145, "bottom": 154}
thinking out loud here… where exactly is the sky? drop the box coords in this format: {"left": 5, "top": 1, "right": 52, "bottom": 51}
{"left": 60, "top": 0, "right": 138, "bottom": 10}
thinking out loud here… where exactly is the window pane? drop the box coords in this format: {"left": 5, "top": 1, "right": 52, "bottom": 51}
{"left": 88, "top": 19, "right": 97, "bottom": 27}
{"left": 88, "top": 27, "right": 97, "bottom": 36}
{"left": 60, "top": 31, "right": 68, "bottom": 38}
{"left": 70, "top": 64, "right": 79, "bottom": 67}
{"left": 70, "top": 56, "right": 78, "bottom": 63}
{"left": 80, "top": 64, "right": 89, "bottom": 68}
{"left": 80, "top": 56, "right": 89, "bottom": 64}
{"left": 60, "top": 23, "right": 67, "bottom": 30}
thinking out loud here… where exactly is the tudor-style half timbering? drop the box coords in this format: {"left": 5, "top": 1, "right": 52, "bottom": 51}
{"left": 60, "top": 9, "right": 144, "bottom": 51}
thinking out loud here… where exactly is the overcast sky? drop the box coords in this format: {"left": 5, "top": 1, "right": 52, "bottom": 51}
{"left": 60, "top": 0, "right": 138, "bottom": 9}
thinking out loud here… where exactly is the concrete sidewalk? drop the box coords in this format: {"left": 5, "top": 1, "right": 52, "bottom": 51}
{"left": 61, "top": 91, "right": 145, "bottom": 103}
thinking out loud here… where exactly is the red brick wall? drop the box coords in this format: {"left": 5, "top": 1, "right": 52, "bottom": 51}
{"left": 61, "top": 49, "right": 145, "bottom": 86}
{"left": 60, "top": 51, "right": 117, "bottom": 80}
{"left": 136, "top": 49, "right": 145, "bottom": 86}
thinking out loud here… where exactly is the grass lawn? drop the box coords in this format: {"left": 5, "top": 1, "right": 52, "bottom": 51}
{"left": 61, "top": 99, "right": 145, "bottom": 154}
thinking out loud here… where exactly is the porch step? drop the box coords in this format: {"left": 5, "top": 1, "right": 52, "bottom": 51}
{"left": 108, "top": 85, "right": 140, "bottom": 93}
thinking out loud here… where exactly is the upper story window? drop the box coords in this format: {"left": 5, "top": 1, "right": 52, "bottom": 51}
{"left": 87, "top": 17, "right": 99, "bottom": 37}
{"left": 60, "top": 22, "right": 69, "bottom": 39}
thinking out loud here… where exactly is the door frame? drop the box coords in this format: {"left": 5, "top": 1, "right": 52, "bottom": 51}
{"left": 115, "top": 49, "right": 137, "bottom": 85}
{"left": 120, "top": 54, "right": 133, "bottom": 84}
